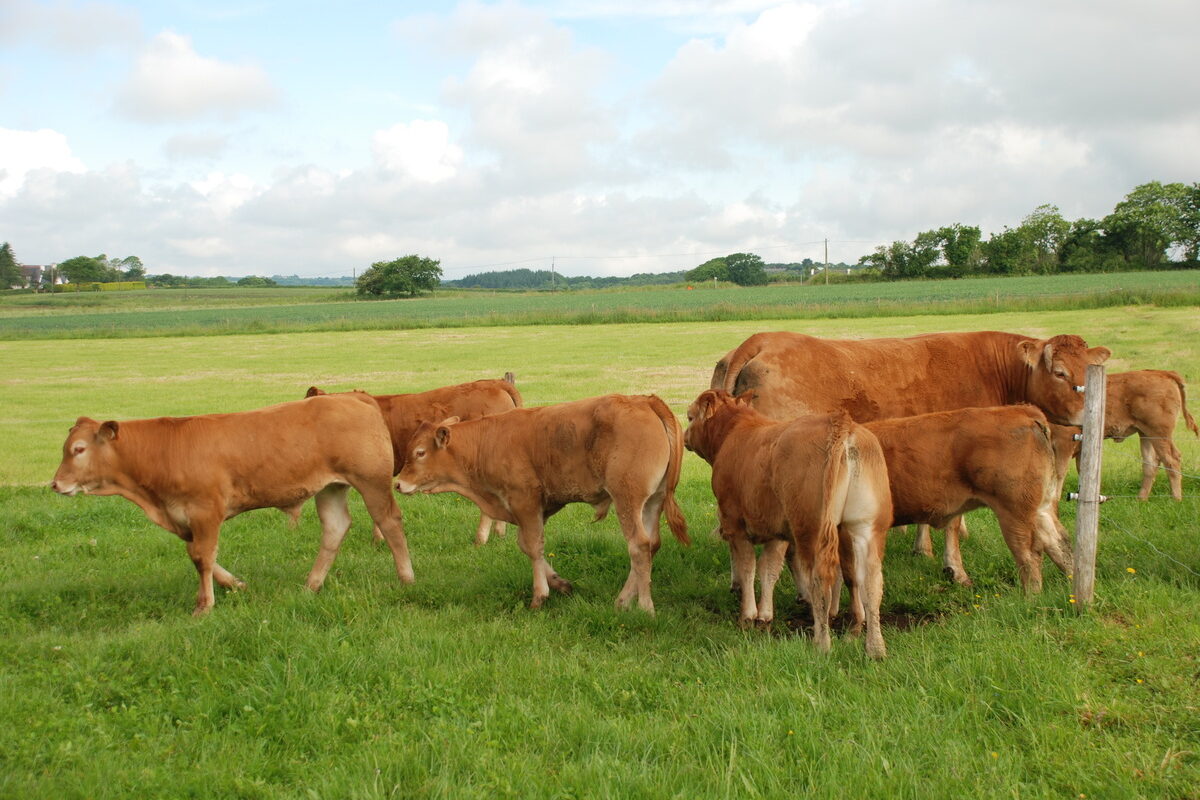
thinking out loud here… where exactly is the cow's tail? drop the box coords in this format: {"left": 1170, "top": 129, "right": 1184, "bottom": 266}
{"left": 649, "top": 395, "right": 690, "bottom": 546}
{"left": 815, "top": 413, "right": 853, "bottom": 593}
{"left": 1167, "top": 371, "right": 1199, "bottom": 437}
{"left": 500, "top": 372, "right": 523, "bottom": 408}
{"left": 711, "top": 335, "right": 767, "bottom": 394}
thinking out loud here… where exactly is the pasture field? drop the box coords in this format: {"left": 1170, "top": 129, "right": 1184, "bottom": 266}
{"left": 1, "top": 269, "right": 1197, "bottom": 339}
{"left": 2, "top": 308, "right": 1198, "bottom": 798}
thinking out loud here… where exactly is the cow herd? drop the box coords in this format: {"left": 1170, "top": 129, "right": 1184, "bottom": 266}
{"left": 51, "top": 329, "right": 1195, "bottom": 659}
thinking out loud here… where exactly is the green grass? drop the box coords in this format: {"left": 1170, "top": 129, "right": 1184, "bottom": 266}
{"left": 2, "top": 307, "right": 1198, "bottom": 798}
{"left": 1, "top": 270, "right": 1197, "bottom": 339}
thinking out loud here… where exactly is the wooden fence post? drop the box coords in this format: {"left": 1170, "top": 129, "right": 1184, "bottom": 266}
{"left": 1073, "top": 364, "right": 1106, "bottom": 609}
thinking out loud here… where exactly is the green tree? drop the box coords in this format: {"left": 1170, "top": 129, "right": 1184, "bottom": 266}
{"left": 1102, "top": 181, "right": 1191, "bottom": 268}
{"left": 935, "top": 224, "right": 983, "bottom": 276}
{"left": 237, "top": 275, "right": 278, "bottom": 287}
{"left": 1020, "top": 204, "right": 1070, "bottom": 274}
{"left": 58, "top": 254, "right": 112, "bottom": 283}
{"left": 982, "top": 227, "right": 1037, "bottom": 275}
{"left": 356, "top": 255, "right": 442, "bottom": 297}
{"left": 724, "top": 252, "right": 769, "bottom": 286}
{"left": 686, "top": 257, "right": 729, "bottom": 283}
{"left": 0, "top": 242, "right": 22, "bottom": 288}
{"left": 116, "top": 255, "right": 145, "bottom": 280}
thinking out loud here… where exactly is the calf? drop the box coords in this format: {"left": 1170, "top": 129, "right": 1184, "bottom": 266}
{"left": 1103, "top": 370, "right": 1197, "bottom": 500}
{"left": 51, "top": 393, "right": 413, "bottom": 615}
{"left": 307, "top": 374, "right": 522, "bottom": 544}
{"left": 864, "top": 406, "right": 1071, "bottom": 593}
{"left": 684, "top": 390, "right": 892, "bottom": 658}
{"left": 395, "top": 394, "right": 689, "bottom": 612}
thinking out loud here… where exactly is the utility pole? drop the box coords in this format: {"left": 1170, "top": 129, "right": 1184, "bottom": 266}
{"left": 824, "top": 238, "right": 829, "bottom": 285}
{"left": 551, "top": 256, "right": 556, "bottom": 290}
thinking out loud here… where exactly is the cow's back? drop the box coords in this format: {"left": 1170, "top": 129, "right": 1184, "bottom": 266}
{"left": 715, "top": 331, "right": 1023, "bottom": 421}
{"left": 865, "top": 405, "right": 1054, "bottom": 526}
{"left": 378, "top": 379, "right": 522, "bottom": 469}
{"left": 118, "top": 393, "right": 393, "bottom": 510}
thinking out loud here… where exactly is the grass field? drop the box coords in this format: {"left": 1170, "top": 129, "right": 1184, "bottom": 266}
{"left": 2, "top": 306, "right": 1198, "bottom": 798}
{"left": 1, "top": 270, "right": 1197, "bottom": 339}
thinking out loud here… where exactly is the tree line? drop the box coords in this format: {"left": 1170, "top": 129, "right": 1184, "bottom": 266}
{"left": 859, "top": 181, "right": 1200, "bottom": 280}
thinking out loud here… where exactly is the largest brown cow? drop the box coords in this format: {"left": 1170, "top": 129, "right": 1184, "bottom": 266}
{"left": 306, "top": 374, "right": 522, "bottom": 544}
{"left": 51, "top": 393, "right": 413, "bottom": 616}
{"left": 711, "top": 330, "right": 1111, "bottom": 426}
{"left": 395, "top": 394, "right": 689, "bottom": 612}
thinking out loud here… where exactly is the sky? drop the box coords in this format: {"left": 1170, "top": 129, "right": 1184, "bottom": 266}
{"left": 2, "top": 0, "right": 1198, "bottom": 280}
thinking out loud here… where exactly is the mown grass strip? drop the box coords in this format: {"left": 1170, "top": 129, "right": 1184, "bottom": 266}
{"left": 2, "top": 283, "right": 1197, "bottom": 340}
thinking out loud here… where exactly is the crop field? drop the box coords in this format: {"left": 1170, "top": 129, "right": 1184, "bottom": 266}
{"left": 1, "top": 269, "right": 1197, "bottom": 340}
{"left": 2, "top": 305, "right": 1198, "bottom": 798}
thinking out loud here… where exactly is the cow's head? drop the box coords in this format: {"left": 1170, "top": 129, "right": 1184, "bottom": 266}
{"left": 305, "top": 386, "right": 327, "bottom": 397}
{"left": 395, "top": 416, "right": 462, "bottom": 495}
{"left": 51, "top": 417, "right": 121, "bottom": 496}
{"left": 684, "top": 389, "right": 753, "bottom": 463}
{"left": 1018, "top": 335, "right": 1111, "bottom": 425}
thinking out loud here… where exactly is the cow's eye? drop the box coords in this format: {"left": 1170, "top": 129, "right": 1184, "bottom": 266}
{"left": 414, "top": 448, "right": 426, "bottom": 459}
{"left": 1054, "top": 368, "right": 1069, "bottom": 380}
{"left": 71, "top": 442, "right": 86, "bottom": 455}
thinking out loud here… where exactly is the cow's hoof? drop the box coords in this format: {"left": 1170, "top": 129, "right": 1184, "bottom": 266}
{"left": 738, "top": 616, "right": 755, "bottom": 630}
{"left": 548, "top": 575, "right": 573, "bottom": 595}
{"left": 943, "top": 567, "right": 972, "bottom": 586}
{"left": 192, "top": 604, "right": 213, "bottom": 618}
{"left": 754, "top": 618, "right": 772, "bottom": 631}
{"left": 529, "top": 595, "right": 547, "bottom": 609}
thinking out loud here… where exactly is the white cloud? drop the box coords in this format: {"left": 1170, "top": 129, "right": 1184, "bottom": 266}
{"left": 0, "top": 0, "right": 140, "bottom": 50}
{"left": 115, "top": 31, "right": 277, "bottom": 122}
{"left": 0, "top": 128, "right": 85, "bottom": 198}
{"left": 164, "top": 132, "right": 229, "bottom": 161}
{"left": 372, "top": 120, "right": 463, "bottom": 183}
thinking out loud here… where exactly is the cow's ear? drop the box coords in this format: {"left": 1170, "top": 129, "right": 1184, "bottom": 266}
{"left": 72, "top": 416, "right": 95, "bottom": 430}
{"left": 97, "top": 420, "right": 119, "bottom": 442}
{"left": 1087, "top": 346, "right": 1111, "bottom": 365}
{"left": 305, "top": 386, "right": 324, "bottom": 397}
{"left": 434, "top": 426, "right": 452, "bottom": 449}
{"left": 1017, "top": 340, "right": 1042, "bottom": 368}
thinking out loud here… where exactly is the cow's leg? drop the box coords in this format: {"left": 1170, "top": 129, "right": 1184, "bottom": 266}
{"left": 1138, "top": 435, "right": 1159, "bottom": 500}
{"left": 911, "top": 524, "right": 933, "bottom": 557}
{"left": 356, "top": 482, "right": 414, "bottom": 585}
{"left": 836, "top": 532, "right": 863, "bottom": 637}
{"left": 475, "top": 513, "right": 507, "bottom": 546}
{"left": 307, "top": 485, "right": 353, "bottom": 591}
{"left": 474, "top": 513, "right": 492, "bottom": 546}
{"left": 1035, "top": 507, "right": 1072, "bottom": 577}
{"left": 514, "top": 515, "right": 568, "bottom": 608}
{"left": 184, "top": 512, "right": 222, "bottom": 616}
{"left": 791, "top": 531, "right": 835, "bottom": 654}
{"left": 212, "top": 563, "right": 245, "bottom": 591}
{"left": 941, "top": 516, "right": 972, "bottom": 586}
{"left": 754, "top": 539, "right": 789, "bottom": 628}
{"left": 614, "top": 499, "right": 656, "bottom": 613}
{"left": 1148, "top": 435, "right": 1184, "bottom": 501}
{"left": 729, "top": 537, "right": 758, "bottom": 628}
{"left": 994, "top": 511, "right": 1042, "bottom": 594}
{"left": 848, "top": 520, "right": 887, "bottom": 660}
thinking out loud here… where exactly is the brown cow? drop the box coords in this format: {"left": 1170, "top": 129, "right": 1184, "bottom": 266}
{"left": 863, "top": 406, "right": 1072, "bottom": 592}
{"left": 51, "top": 393, "right": 413, "bottom": 615}
{"left": 306, "top": 374, "right": 522, "bottom": 544}
{"left": 1103, "top": 370, "right": 1198, "bottom": 500}
{"left": 711, "top": 330, "right": 1111, "bottom": 426}
{"left": 395, "top": 394, "right": 689, "bottom": 612}
{"left": 713, "top": 329, "right": 1109, "bottom": 568}
{"left": 684, "top": 390, "right": 892, "bottom": 658}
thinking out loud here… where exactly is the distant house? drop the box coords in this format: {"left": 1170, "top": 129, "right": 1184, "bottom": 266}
{"left": 17, "top": 264, "right": 63, "bottom": 289}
